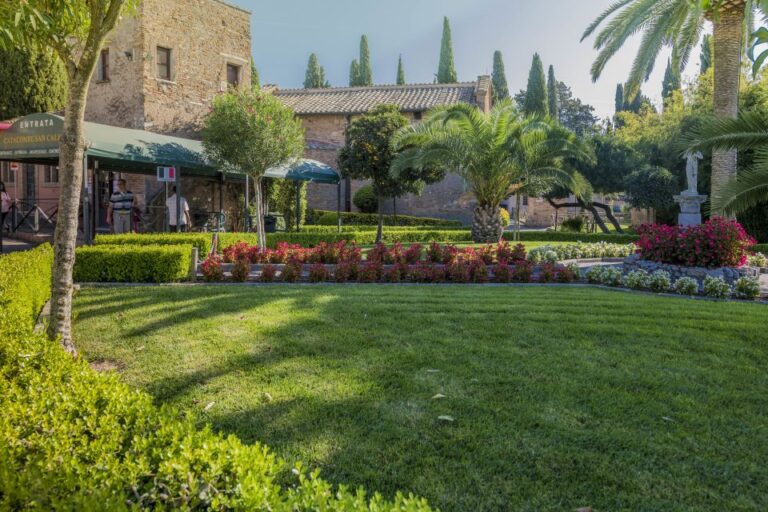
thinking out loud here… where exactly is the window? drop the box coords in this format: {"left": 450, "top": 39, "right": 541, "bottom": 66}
{"left": 1, "top": 162, "right": 15, "bottom": 183}
{"left": 97, "top": 48, "right": 109, "bottom": 81}
{"left": 226, "top": 63, "right": 240, "bottom": 87}
{"left": 157, "top": 46, "right": 171, "bottom": 80}
{"left": 413, "top": 111, "right": 423, "bottom": 121}
{"left": 43, "top": 166, "right": 59, "bottom": 184}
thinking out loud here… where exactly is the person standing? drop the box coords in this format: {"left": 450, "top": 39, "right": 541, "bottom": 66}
{"left": 1, "top": 181, "right": 13, "bottom": 233}
{"left": 107, "top": 179, "right": 134, "bottom": 234}
{"left": 166, "top": 186, "right": 191, "bottom": 232}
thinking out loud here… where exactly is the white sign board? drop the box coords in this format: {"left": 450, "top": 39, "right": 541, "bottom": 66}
{"left": 157, "top": 166, "right": 176, "bottom": 182}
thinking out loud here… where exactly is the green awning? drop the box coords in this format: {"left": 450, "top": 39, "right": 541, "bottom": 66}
{"left": 264, "top": 158, "right": 341, "bottom": 184}
{"left": 0, "top": 112, "right": 223, "bottom": 176}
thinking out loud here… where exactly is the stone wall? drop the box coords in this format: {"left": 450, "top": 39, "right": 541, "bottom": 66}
{"left": 622, "top": 254, "right": 759, "bottom": 286}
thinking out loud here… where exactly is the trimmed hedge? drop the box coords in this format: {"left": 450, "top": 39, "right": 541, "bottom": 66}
{"left": 752, "top": 244, "right": 768, "bottom": 254}
{"left": 301, "top": 225, "right": 467, "bottom": 233}
{"left": 0, "top": 249, "right": 432, "bottom": 511}
{"left": 503, "top": 231, "right": 640, "bottom": 243}
{"left": 217, "top": 232, "right": 258, "bottom": 251}
{"left": 0, "top": 244, "right": 53, "bottom": 338}
{"left": 74, "top": 244, "right": 194, "bottom": 283}
{"left": 95, "top": 233, "right": 212, "bottom": 255}
{"left": 309, "top": 209, "right": 462, "bottom": 227}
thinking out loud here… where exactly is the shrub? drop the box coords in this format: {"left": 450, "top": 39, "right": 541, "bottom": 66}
{"left": 636, "top": 217, "right": 756, "bottom": 268}
{"left": 281, "top": 260, "right": 302, "bottom": 283}
{"left": 623, "top": 269, "right": 650, "bottom": 290}
{"left": 383, "top": 264, "right": 406, "bottom": 283}
{"left": 260, "top": 264, "right": 277, "bottom": 283}
{"left": 0, "top": 244, "right": 52, "bottom": 338}
{"left": 223, "top": 241, "right": 251, "bottom": 263}
{"left": 733, "top": 276, "right": 761, "bottom": 300}
{"left": 74, "top": 245, "right": 193, "bottom": 283}
{"left": 471, "top": 262, "right": 490, "bottom": 283}
{"left": 312, "top": 209, "right": 461, "bottom": 227}
{"left": 499, "top": 208, "right": 510, "bottom": 227}
{"left": 703, "top": 275, "right": 731, "bottom": 299}
{"left": 409, "top": 263, "right": 443, "bottom": 283}
{"left": 334, "top": 260, "right": 358, "bottom": 283}
{"left": 594, "top": 267, "right": 622, "bottom": 287}
{"left": 308, "top": 263, "right": 329, "bottom": 283}
{"left": 446, "top": 261, "right": 471, "bottom": 283}
{"left": 586, "top": 266, "right": 603, "bottom": 284}
{"left": 511, "top": 262, "right": 534, "bottom": 283}
{"left": 230, "top": 258, "right": 250, "bottom": 282}
{"left": 357, "top": 261, "right": 382, "bottom": 283}
{"left": 556, "top": 263, "right": 579, "bottom": 283}
{"left": 528, "top": 242, "right": 635, "bottom": 263}
{"left": 674, "top": 277, "right": 699, "bottom": 296}
{"left": 751, "top": 243, "right": 768, "bottom": 254}
{"left": 95, "top": 233, "right": 212, "bottom": 255}
{"left": 538, "top": 263, "right": 558, "bottom": 283}
{"left": 560, "top": 216, "right": 585, "bottom": 233}
{"left": 493, "top": 262, "right": 513, "bottom": 283}
{"left": 747, "top": 252, "right": 768, "bottom": 268}
{"left": 353, "top": 184, "right": 378, "bottom": 213}
{"left": 200, "top": 254, "right": 224, "bottom": 282}
{"left": 648, "top": 270, "right": 672, "bottom": 293}
{"left": 217, "top": 232, "right": 258, "bottom": 252}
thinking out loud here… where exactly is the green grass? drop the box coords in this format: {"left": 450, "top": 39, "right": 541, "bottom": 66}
{"left": 73, "top": 286, "right": 768, "bottom": 511}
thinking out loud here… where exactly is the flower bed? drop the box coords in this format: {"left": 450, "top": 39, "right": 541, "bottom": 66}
{"left": 527, "top": 242, "right": 636, "bottom": 263}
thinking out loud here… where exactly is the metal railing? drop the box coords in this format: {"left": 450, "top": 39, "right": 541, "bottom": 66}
{"left": 7, "top": 200, "right": 59, "bottom": 233}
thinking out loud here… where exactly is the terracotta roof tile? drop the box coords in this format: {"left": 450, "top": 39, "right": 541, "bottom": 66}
{"left": 274, "top": 81, "right": 480, "bottom": 115}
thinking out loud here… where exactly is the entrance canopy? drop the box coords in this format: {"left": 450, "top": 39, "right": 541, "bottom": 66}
{"left": 265, "top": 158, "right": 340, "bottom": 184}
{"left": 0, "top": 112, "right": 227, "bottom": 177}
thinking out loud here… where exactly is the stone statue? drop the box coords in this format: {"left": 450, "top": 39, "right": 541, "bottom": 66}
{"left": 684, "top": 151, "right": 703, "bottom": 194}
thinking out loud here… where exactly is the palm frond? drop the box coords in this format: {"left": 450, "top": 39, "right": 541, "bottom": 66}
{"left": 710, "top": 161, "right": 768, "bottom": 215}
{"left": 683, "top": 111, "right": 768, "bottom": 153}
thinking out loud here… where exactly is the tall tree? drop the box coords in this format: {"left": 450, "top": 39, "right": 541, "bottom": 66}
{"left": 303, "top": 53, "right": 329, "bottom": 88}
{"left": 547, "top": 65, "right": 558, "bottom": 118}
{"left": 338, "top": 105, "right": 442, "bottom": 242}
{"left": 556, "top": 81, "right": 599, "bottom": 136}
{"left": 491, "top": 50, "right": 509, "bottom": 103}
{"left": 615, "top": 83, "right": 625, "bottom": 114}
{"left": 700, "top": 34, "right": 713, "bottom": 74}
{"left": 0, "top": 47, "right": 67, "bottom": 119}
{"left": 582, "top": 0, "right": 761, "bottom": 203}
{"left": 523, "top": 53, "right": 548, "bottom": 117}
{"left": 349, "top": 59, "right": 360, "bottom": 86}
{"left": 436, "top": 16, "right": 457, "bottom": 83}
{"left": 203, "top": 89, "right": 304, "bottom": 249}
{"left": 396, "top": 55, "right": 405, "bottom": 85}
{"left": 250, "top": 59, "right": 260, "bottom": 90}
{"left": 661, "top": 58, "right": 680, "bottom": 100}
{"left": 393, "top": 103, "right": 589, "bottom": 242}
{"left": 0, "top": 0, "right": 138, "bottom": 353}
{"left": 357, "top": 35, "right": 373, "bottom": 86}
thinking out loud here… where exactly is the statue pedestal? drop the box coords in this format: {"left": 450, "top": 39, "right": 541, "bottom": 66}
{"left": 674, "top": 192, "right": 707, "bottom": 227}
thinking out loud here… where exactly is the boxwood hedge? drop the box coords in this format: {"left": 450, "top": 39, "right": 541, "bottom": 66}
{"left": 309, "top": 209, "right": 462, "bottom": 227}
{"left": 752, "top": 243, "right": 768, "bottom": 254}
{"left": 74, "top": 244, "right": 194, "bottom": 283}
{"left": 95, "top": 233, "right": 212, "bottom": 255}
{"left": 0, "top": 246, "right": 432, "bottom": 511}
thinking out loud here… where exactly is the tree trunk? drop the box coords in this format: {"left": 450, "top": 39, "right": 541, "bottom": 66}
{"left": 254, "top": 176, "right": 266, "bottom": 249}
{"left": 46, "top": 73, "right": 92, "bottom": 354}
{"left": 514, "top": 195, "right": 522, "bottom": 242}
{"left": 375, "top": 194, "right": 384, "bottom": 244}
{"left": 471, "top": 204, "right": 503, "bottom": 243}
{"left": 592, "top": 201, "right": 624, "bottom": 233}
{"left": 711, "top": 5, "right": 745, "bottom": 202}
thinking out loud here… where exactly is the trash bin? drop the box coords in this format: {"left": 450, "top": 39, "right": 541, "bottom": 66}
{"left": 264, "top": 214, "right": 277, "bottom": 233}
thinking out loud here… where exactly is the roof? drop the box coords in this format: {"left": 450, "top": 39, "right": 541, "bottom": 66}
{"left": 274, "top": 80, "right": 483, "bottom": 115}
{"left": 265, "top": 159, "right": 340, "bottom": 184}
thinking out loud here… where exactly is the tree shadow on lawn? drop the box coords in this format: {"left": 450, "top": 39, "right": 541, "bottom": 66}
{"left": 73, "top": 285, "right": 768, "bottom": 512}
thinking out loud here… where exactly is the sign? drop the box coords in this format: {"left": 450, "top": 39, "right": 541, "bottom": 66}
{"left": 0, "top": 113, "right": 62, "bottom": 158}
{"left": 9, "top": 162, "right": 18, "bottom": 171}
{"left": 157, "top": 166, "right": 176, "bottom": 182}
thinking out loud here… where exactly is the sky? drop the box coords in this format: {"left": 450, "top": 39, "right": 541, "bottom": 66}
{"left": 228, "top": 0, "right": 705, "bottom": 119}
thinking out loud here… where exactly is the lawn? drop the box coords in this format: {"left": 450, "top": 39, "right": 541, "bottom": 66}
{"left": 73, "top": 286, "right": 768, "bottom": 511}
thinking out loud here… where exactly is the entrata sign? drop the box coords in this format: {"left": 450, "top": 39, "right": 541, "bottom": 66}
{"left": 157, "top": 166, "right": 176, "bottom": 182}
{"left": 0, "top": 113, "right": 62, "bottom": 159}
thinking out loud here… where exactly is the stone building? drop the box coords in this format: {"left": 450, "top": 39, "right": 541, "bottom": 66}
{"left": 273, "top": 77, "right": 493, "bottom": 224}
{"left": 1, "top": 0, "right": 253, "bottom": 234}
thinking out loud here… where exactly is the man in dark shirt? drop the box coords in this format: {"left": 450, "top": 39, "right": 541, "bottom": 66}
{"left": 107, "top": 179, "right": 134, "bottom": 234}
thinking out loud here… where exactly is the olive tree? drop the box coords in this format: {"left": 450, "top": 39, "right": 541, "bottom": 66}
{"left": 0, "top": 0, "right": 138, "bottom": 354}
{"left": 202, "top": 89, "right": 304, "bottom": 247}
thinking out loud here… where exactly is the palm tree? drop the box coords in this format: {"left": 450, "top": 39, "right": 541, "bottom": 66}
{"left": 582, "top": 0, "right": 763, "bottom": 199}
{"left": 685, "top": 111, "right": 768, "bottom": 215}
{"left": 391, "top": 102, "right": 590, "bottom": 242}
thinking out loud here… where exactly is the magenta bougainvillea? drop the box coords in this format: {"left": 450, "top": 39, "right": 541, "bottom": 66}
{"left": 636, "top": 217, "right": 755, "bottom": 268}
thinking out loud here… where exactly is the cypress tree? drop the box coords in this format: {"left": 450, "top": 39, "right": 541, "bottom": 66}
{"left": 661, "top": 58, "right": 680, "bottom": 99}
{"left": 700, "top": 34, "right": 712, "bottom": 75}
{"left": 0, "top": 47, "right": 67, "bottom": 119}
{"left": 349, "top": 59, "right": 360, "bottom": 86}
{"left": 547, "top": 64, "right": 558, "bottom": 118}
{"left": 358, "top": 35, "right": 373, "bottom": 86}
{"left": 436, "top": 16, "right": 457, "bottom": 83}
{"left": 491, "top": 50, "right": 509, "bottom": 103}
{"left": 304, "top": 53, "right": 329, "bottom": 88}
{"left": 396, "top": 55, "right": 405, "bottom": 85}
{"left": 614, "top": 83, "right": 624, "bottom": 114}
{"left": 250, "top": 59, "right": 260, "bottom": 90}
{"left": 522, "top": 53, "right": 547, "bottom": 117}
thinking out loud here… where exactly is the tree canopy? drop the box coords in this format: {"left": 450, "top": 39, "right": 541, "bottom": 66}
{"left": 0, "top": 47, "right": 67, "bottom": 119}
{"left": 303, "top": 53, "right": 329, "bottom": 88}
{"left": 522, "top": 53, "right": 547, "bottom": 117}
{"left": 547, "top": 65, "right": 558, "bottom": 119}
{"left": 491, "top": 50, "right": 509, "bottom": 103}
{"left": 396, "top": 55, "right": 405, "bottom": 85}
{"left": 436, "top": 17, "right": 457, "bottom": 83}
